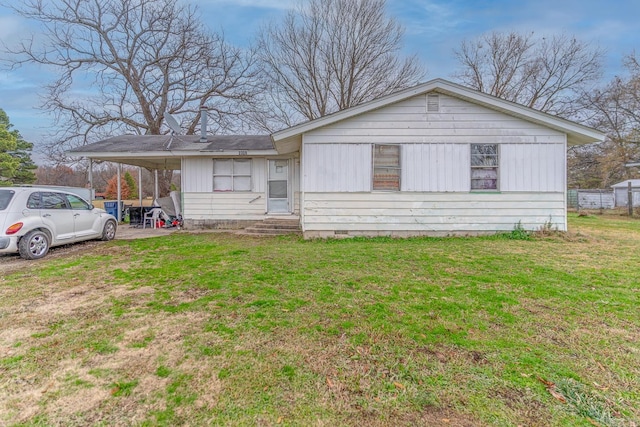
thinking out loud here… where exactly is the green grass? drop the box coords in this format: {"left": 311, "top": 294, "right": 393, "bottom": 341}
{"left": 1, "top": 213, "right": 639, "bottom": 426}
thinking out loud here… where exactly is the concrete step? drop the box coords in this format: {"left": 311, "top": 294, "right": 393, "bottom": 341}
{"left": 252, "top": 223, "right": 300, "bottom": 230}
{"left": 243, "top": 227, "right": 301, "bottom": 236}
{"left": 242, "top": 218, "right": 301, "bottom": 236}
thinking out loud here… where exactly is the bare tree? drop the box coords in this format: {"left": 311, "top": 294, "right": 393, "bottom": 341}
{"left": 1, "top": 0, "right": 262, "bottom": 195}
{"left": 571, "top": 53, "right": 640, "bottom": 187}
{"left": 453, "top": 32, "right": 603, "bottom": 118}
{"left": 256, "top": 0, "right": 424, "bottom": 130}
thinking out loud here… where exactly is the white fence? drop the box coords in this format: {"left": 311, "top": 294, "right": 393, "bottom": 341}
{"left": 576, "top": 190, "right": 615, "bottom": 210}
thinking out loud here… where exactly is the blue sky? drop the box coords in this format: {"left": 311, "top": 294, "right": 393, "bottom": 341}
{"left": 0, "top": 0, "right": 639, "bottom": 162}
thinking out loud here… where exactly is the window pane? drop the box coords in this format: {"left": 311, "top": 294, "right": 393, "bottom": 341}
{"left": 374, "top": 144, "right": 400, "bottom": 167}
{"left": 213, "top": 159, "right": 232, "bottom": 175}
{"left": 233, "top": 159, "right": 251, "bottom": 175}
{"left": 471, "top": 179, "right": 498, "bottom": 190}
{"left": 214, "top": 176, "right": 232, "bottom": 191}
{"left": 471, "top": 168, "right": 498, "bottom": 190}
{"left": 471, "top": 144, "right": 498, "bottom": 166}
{"left": 26, "top": 192, "right": 41, "bottom": 209}
{"left": 234, "top": 176, "right": 251, "bottom": 191}
{"left": 373, "top": 144, "right": 401, "bottom": 191}
{"left": 373, "top": 167, "right": 400, "bottom": 191}
{"left": 471, "top": 168, "right": 498, "bottom": 180}
{"left": 269, "top": 180, "right": 287, "bottom": 198}
{"left": 0, "top": 190, "right": 15, "bottom": 210}
{"left": 43, "top": 193, "right": 68, "bottom": 209}
{"left": 66, "top": 194, "right": 90, "bottom": 209}
{"left": 471, "top": 144, "right": 498, "bottom": 190}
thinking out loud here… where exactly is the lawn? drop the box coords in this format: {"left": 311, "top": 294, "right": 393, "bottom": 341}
{"left": 1, "top": 213, "right": 638, "bottom": 426}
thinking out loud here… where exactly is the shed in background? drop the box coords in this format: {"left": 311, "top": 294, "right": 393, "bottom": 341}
{"left": 611, "top": 179, "right": 640, "bottom": 207}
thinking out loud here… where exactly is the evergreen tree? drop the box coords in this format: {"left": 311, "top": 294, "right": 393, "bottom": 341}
{"left": 0, "top": 109, "right": 37, "bottom": 185}
{"left": 124, "top": 171, "right": 137, "bottom": 196}
{"left": 0, "top": 124, "right": 19, "bottom": 186}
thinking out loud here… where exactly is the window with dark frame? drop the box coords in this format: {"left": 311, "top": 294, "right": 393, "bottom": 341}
{"left": 373, "top": 144, "right": 401, "bottom": 191}
{"left": 213, "top": 158, "right": 252, "bottom": 192}
{"left": 470, "top": 144, "right": 498, "bottom": 190}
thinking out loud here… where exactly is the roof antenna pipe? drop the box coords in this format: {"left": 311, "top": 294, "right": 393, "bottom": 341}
{"left": 199, "top": 106, "right": 208, "bottom": 143}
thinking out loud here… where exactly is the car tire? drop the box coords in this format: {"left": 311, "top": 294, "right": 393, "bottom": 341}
{"left": 101, "top": 219, "right": 117, "bottom": 241}
{"left": 18, "top": 230, "right": 51, "bottom": 260}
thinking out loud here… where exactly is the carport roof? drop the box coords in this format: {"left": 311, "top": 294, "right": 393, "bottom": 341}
{"left": 68, "top": 135, "right": 275, "bottom": 169}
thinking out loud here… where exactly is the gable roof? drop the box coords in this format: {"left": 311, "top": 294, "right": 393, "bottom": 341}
{"left": 611, "top": 179, "right": 640, "bottom": 188}
{"left": 271, "top": 78, "right": 605, "bottom": 153}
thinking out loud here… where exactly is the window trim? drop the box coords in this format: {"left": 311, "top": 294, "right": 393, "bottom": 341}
{"left": 372, "top": 144, "right": 401, "bottom": 191}
{"left": 470, "top": 143, "right": 499, "bottom": 191}
{"left": 213, "top": 158, "right": 252, "bottom": 192}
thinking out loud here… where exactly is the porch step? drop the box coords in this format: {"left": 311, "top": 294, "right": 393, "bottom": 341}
{"left": 243, "top": 218, "right": 301, "bottom": 236}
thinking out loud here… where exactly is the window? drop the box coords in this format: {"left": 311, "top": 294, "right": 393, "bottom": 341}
{"left": 470, "top": 144, "right": 498, "bottom": 190}
{"left": 41, "top": 192, "right": 69, "bottom": 209}
{"left": 66, "top": 194, "right": 91, "bottom": 210}
{"left": 373, "top": 144, "right": 400, "bottom": 191}
{"left": 0, "top": 190, "right": 15, "bottom": 210}
{"left": 213, "top": 159, "right": 252, "bottom": 191}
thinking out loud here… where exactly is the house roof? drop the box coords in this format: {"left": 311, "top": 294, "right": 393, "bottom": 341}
{"left": 271, "top": 78, "right": 606, "bottom": 153}
{"left": 611, "top": 179, "right": 640, "bottom": 188}
{"left": 68, "top": 135, "right": 275, "bottom": 169}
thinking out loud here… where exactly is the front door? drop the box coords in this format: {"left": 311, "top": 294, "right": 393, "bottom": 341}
{"left": 268, "top": 159, "right": 289, "bottom": 213}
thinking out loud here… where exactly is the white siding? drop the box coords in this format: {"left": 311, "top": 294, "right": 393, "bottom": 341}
{"left": 183, "top": 157, "right": 267, "bottom": 193}
{"left": 301, "top": 93, "right": 568, "bottom": 195}
{"left": 304, "top": 94, "right": 566, "bottom": 145}
{"left": 252, "top": 158, "right": 266, "bottom": 193}
{"left": 183, "top": 192, "right": 266, "bottom": 220}
{"left": 500, "top": 143, "right": 566, "bottom": 192}
{"left": 182, "top": 158, "right": 213, "bottom": 192}
{"left": 303, "top": 192, "right": 566, "bottom": 234}
{"left": 402, "top": 144, "right": 469, "bottom": 191}
{"left": 303, "top": 143, "right": 371, "bottom": 192}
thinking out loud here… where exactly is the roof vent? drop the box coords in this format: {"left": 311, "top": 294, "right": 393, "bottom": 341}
{"left": 427, "top": 94, "right": 440, "bottom": 113}
{"left": 199, "top": 106, "right": 208, "bottom": 143}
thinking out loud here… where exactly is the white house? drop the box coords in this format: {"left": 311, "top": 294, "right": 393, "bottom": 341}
{"left": 69, "top": 79, "right": 605, "bottom": 237}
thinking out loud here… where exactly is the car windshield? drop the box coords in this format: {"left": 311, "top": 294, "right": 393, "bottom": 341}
{"left": 0, "top": 190, "right": 15, "bottom": 210}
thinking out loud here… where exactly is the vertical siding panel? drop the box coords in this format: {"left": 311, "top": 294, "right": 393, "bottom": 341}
{"left": 433, "top": 144, "right": 440, "bottom": 191}
{"left": 540, "top": 144, "right": 548, "bottom": 192}
{"left": 440, "top": 144, "right": 447, "bottom": 191}
{"left": 253, "top": 158, "right": 266, "bottom": 193}
{"left": 421, "top": 144, "right": 428, "bottom": 191}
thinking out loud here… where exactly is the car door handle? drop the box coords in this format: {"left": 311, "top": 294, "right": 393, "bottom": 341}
{"left": 43, "top": 214, "right": 51, "bottom": 217}
{"left": 74, "top": 213, "right": 80, "bottom": 217}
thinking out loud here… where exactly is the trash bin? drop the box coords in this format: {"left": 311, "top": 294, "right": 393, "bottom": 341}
{"left": 104, "top": 201, "right": 123, "bottom": 219}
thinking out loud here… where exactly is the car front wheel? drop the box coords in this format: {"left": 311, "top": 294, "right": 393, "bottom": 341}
{"left": 101, "top": 219, "right": 117, "bottom": 241}
{"left": 18, "top": 230, "right": 51, "bottom": 260}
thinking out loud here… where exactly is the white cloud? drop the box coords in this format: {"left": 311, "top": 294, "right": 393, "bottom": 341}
{"left": 0, "top": 14, "right": 22, "bottom": 39}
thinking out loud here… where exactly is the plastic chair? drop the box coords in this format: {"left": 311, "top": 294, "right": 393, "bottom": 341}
{"left": 143, "top": 208, "right": 163, "bottom": 229}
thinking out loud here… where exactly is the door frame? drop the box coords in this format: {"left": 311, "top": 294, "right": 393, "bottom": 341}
{"left": 267, "top": 158, "right": 291, "bottom": 214}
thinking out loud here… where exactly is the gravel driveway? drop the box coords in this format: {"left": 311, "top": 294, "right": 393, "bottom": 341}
{"left": 0, "top": 225, "right": 177, "bottom": 274}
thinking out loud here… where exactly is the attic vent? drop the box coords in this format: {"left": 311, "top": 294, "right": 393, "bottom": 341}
{"left": 427, "top": 94, "right": 440, "bottom": 112}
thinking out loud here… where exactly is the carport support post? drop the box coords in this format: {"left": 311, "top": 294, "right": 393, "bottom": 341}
{"left": 629, "top": 181, "right": 633, "bottom": 217}
{"left": 138, "top": 167, "right": 143, "bottom": 208}
{"left": 117, "top": 163, "right": 122, "bottom": 222}
{"left": 154, "top": 169, "right": 159, "bottom": 202}
{"left": 88, "top": 159, "right": 93, "bottom": 195}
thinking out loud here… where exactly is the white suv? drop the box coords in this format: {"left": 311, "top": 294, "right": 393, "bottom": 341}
{"left": 0, "top": 187, "right": 117, "bottom": 260}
